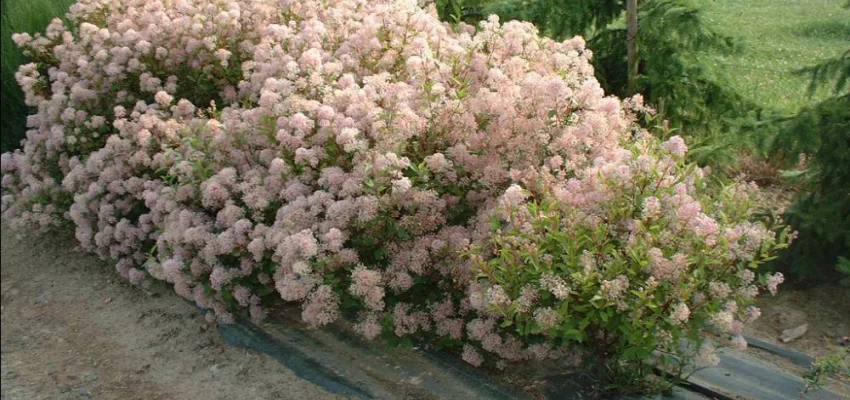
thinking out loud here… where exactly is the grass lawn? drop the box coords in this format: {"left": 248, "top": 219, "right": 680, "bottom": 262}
{"left": 693, "top": 0, "right": 849, "bottom": 115}
{"left": 0, "top": 0, "right": 74, "bottom": 152}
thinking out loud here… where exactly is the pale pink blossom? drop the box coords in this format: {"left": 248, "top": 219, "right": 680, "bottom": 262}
{"left": 540, "top": 272, "right": 570, "bottom": 300}
{"left": 662, "top": 136, "right": 688, "bottom": 158}
{"left": 671, "top": 303, "right": 690, "bottom": 325}
{"left": 533, "top": 307, "right": 561, "bottom": 330}
{"left": 354, "top": 314, "right": 383, "bottom": 340}
{"left": 730, "top": 335, "right": 747, "bottom": 351}
{"left": 765, "top": 272, "right": 784, "bottom": 295}
{"left": 696, "top": 342, "right": 720, "bottom": 367}
{"left": 462, "top": 344, "right": 484, "bottom": 367}
{"left": 743, "top": 306, "right": 761, "bottom": 323}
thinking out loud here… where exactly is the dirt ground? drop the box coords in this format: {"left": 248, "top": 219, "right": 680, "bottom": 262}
{"left": 746, "top": 284, "right": 850, "bottom": 360}
{"left": 746, "top": 184, "right": 849, "bottom": 362}
{"left": 0, "top": 224, "right": 346, "bottom": 400}
{"left": 743, "top": 284, "right": 850, "bottom": 395}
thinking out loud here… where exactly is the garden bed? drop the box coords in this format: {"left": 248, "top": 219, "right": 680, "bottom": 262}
{"left": 3, "top": 223, "right": 847, "bottom": 399}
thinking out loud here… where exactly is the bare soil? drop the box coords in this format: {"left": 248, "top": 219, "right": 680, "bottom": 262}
{"left": 747, "top": 184, "right": 850, "bottom": 368}
{"left": 1, "top": 224, "right": 345, "bottom": 400}
{"left": 746, "top": 284, "right": 850, "bottom": 360}
{"left": 744, "top": 283, "right": 850, "bottom": 395}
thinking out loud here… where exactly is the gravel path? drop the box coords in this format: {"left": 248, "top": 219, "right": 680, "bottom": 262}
{"left": 1, "top": 224, "right": 345, "bottom": 400}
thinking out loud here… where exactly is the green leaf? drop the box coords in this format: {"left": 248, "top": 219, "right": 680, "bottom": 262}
{"left": 562, "top": 328, "right": 584, "bottom": 342}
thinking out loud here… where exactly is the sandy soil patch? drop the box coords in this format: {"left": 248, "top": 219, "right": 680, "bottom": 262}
{"left": 1, "top": 224, "right": 345, "bottom": 400}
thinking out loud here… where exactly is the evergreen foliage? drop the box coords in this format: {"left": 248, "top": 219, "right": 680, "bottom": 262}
{"left": 798, "top": 49, "right": 850, "bottom": 97}
{"left": 772, "top": 49, "right": 850, "bottom": 284}
{"left": 587, "top": 0, "right": 762, "bottom": 166}
{"left": 432, "top": 0, "right": 491, "bottom": 24}
{"left": 484, "top": 0, "right": 623, "bottom": 37}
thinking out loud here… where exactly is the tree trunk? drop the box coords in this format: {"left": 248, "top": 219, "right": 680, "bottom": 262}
{"left": 626, "top": 0, "right": 638, "bottom": 95}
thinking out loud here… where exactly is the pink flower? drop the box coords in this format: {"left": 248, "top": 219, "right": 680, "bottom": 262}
{"left": 336, "top": 128, "right": 361, "bottom": 153}
{"left": 214, "top": 48, "right": 232, "bottom": 67}
{"left": 154, "top": 91, "right": 173, "bottom": 106}
{"left": 233, "top": 285, "right": 252, "bottom": 307}
{"left": 424, "top": 153, "right": 451, "bottom": 171}
{"left": 349, "top": 265, "right": 385, "bottom": 311}
{"left": 743, "top": 306, "right": 761, "bottom": 323}
{"left": 354, "top": 314, "right": 383, "bottom": 340}
{"left": 467, "top": 318, "right": 495, "bottom": 341}
{"left": 250, "top": 304, "right": 267, "bottom": 324}
{"left": 322, "top": 228, "right": 346, "bottom": 252}
{"left": 696, "top": 342, "right": 720, "bottom": 367}
{"left": 730, "top": 335, "right": 748, "bottom": 351}
{"left": 711, "top": 310, "right": 735, "bottom": 333}
{"left": 642, "top": 197, "right": 661, "bottom": 219}
{"left": 741, "top": 269, "right": 755, "bottom": 285}
{"left": 0, "top": 0, "right": 787, "bottom": 381}
{"left": 391, "top": 177, "right": 412, "bottom": 195}
{"left": 671, "top": 303, "right": 690, "bottom": 325}
{"left": 500, "top": 184, "right": 527, "bottom": 207}
{"left": 514, "top": 285, "right": 539, "bottom": 314}
{"left": 765, "top": 272, "right": 784, "bottom": 295}
{"left": 533, "top": 307, "right": 561, "bottom": 330}
{"left": 485, "top": 285, "right": 511, "bottom": 308}
{"left": 600, "top": 275, "right": 629, "bottom": 301}
{"left": 11, "top": 32, "right": 32, "bottom": 47}
{"left": 662, "top": 136, "right": 688, "bottom": 158}
{"left": 462, "top": 345, "right": 484, "bottom": 367}
{"left": 540, "top": 272, "right": 570, "bottom": 300}
{"left": 128, "top": 268, "right": 146, "bottom": 285}
{"left": 202, "top": 182, "right": 230, "bottom": 209}
{"left": 276, "top": 272, "right": 318, "bottom": 302}
{"left": 709, "top": 282, "right": 732, "bottom": 299}
{"left": 301, "top": 285, "right": 340, "bottom": 327}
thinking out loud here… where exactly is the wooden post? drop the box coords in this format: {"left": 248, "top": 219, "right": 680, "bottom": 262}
{"left": 626, "top": 0, "right": 638, "bottom": 94}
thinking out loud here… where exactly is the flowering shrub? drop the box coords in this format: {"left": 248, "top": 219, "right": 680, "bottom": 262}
{"left": 466, "top": 135, "right": 790, "bottom": 389}
{"left": 0, "top": 0, "right": 789, "bottom": 392}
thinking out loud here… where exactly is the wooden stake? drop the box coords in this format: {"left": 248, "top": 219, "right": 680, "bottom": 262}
{"left": 627, "top": 0, "right": 638, "bottom": 94}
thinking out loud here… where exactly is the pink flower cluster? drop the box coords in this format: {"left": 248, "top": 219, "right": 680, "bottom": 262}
{"left": 466, "top": 131, "right": 790, "bottom": 369}
{"left": 0, "top": 0, "right": 786, "bottom": 374}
